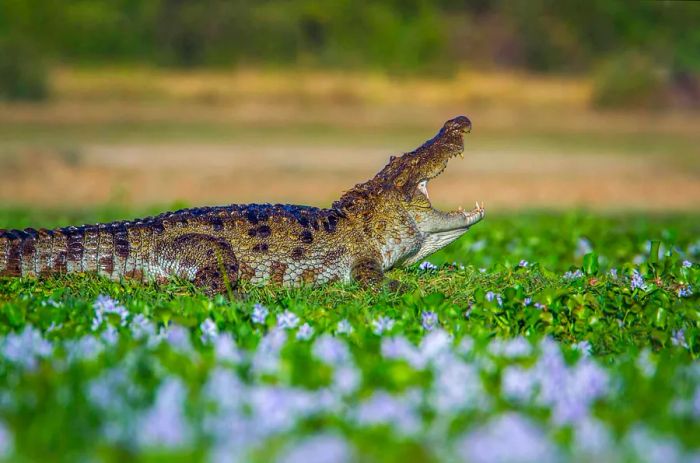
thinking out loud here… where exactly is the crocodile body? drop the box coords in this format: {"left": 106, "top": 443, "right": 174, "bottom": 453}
{"left": 0, "top": 116, "right": 485, "bottom": 293}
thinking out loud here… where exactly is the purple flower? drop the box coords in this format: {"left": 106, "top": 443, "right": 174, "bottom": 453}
{"left": 204, "top": 367, "right": 244, "bottom": 410}
{"left": 421, "top": 311, "right": 438, "bottom": 331}
{"left": 251, "top": 303, "right": 269, "bottom": 325}
{"left": 419, "top": 261, "right": 438, "bottom": 271}
{"left": 671, "top": 329, "right": 689, "bottom": 349}
{"left": 332, "top": 365, "right": 360, "bottom": 395}
{"left": 278, "top": 434, "right": 353, "bottom": 463}
{"left": 627, "top": 426, "right": 682, "bottom": 463}
{"left": 432, "top": 358, "right": 483, "bottom": 413}
{"left": 354, "top": 391, "right": 420, "bottom": 435}
{"left": 200, "top": 318, "right": 218, "bottom": 343}
{"left": 214, "top": 333, "right": 241, "bottom": 363}
{"left": 420, "top": 329, "right": 452, "bottom": 363}
{"left": 251, "top": 329, "right": 287, "bottom": 375}
{"left": 458, "top": 413, "right": 558, "bottom": 463}
{"left": 534, "top": 302, "right": 545, "bottom": 310}
{"left": 523, "top": 297, "right": 532, "bottom": 306}
{"left": 563, "top": 269, "right": 584, "bottom": 280}
{"left": 372, "top": 316, "right": 395, "bottom": 335}
{"left": 485, "top": 291, "right": 503, "bottom": 306}
{"left": 692, "top": 386, "right": 700, "bottom": 418}
{"left": 576, "top": 237, "right": 593, "bottom": 257}
{"left": 677, "top": 285, "right": 693, "bottom": 298}
{"left": 1, "top": 326, "right": 52, "bottom": 370}
{"left": 519, "top": 259, "right": 529, "bottom": 268}
{"left": 502, "top": 366, "right": 536, "bottom": 402}
{"left": 609, "top": 268, "right": 618, "bottom": 279}
{"left": 65, "top": 336, "right": 103, "bottom": 362}
{"left": 382, "top": 336, "right": 424, "bottom": 369}
{"left": 636, "top": 349, "right": 656, "bottom": 378}
{"left": 137, "top": 378, "right": 192, "bottom": 448}
{"left": 573, "top": 418, "right": 613, "bottom": 457}
{"left": 296, "top": 323, "right": 314, "bottom": 341}
{"left": 163, "top": 325, "right": 192, "bottom": 353}
{"left": 630, "top": 270, "right": 647, "bottom": 291}
{"left": 100, "top": 325, "right": 119, "bottom": 346}
{"left": 336, "top": 319, "right": 353, "bottom": 335}
{"left": 92, "top": 295, "right": 129, "bottom": 330}
{"left": 313, "top": 335, "right": 351, "bottom": 366}
{"left": 574, "top": 340, "right": 593, "bottom": 357}
{"left": 130, "top": 314, "right": 155, "bottom": 339}
{"left": 682, "top": 260, "right": 692, "bottom": 268}
{"left": 277, "top": 310, "right": 299, "bottom": 330}
{"left": 533, "top": 338, "right": 609, "bottom": 425}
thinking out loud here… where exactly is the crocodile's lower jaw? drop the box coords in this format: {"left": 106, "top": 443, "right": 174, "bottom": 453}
{"left": 403, "top": 227, "right": 470, "bottom": 265}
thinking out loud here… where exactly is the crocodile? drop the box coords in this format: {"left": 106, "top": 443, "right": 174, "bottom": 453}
{"left": 0, "top": 115, "right": 485, "bottom": 294}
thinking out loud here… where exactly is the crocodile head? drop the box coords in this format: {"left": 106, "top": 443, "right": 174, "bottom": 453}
{"left": 335, "top": 115, "right": 485, "bottom": 266}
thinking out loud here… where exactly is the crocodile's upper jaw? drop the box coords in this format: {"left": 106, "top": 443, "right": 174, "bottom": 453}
{"left": 400, "top": 116, "right": 486, "bottom": 265}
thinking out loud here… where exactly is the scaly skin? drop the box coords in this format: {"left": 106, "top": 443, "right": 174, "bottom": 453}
{"left": 0, "top": 116, "right": 485, "bottom": 294}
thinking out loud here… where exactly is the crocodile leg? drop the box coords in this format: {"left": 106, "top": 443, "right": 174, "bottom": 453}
{"left": 351, "top": 256, "right": 403, "bottom": 291}
{"left": 157, "top": 233, "right": 239, "bottom": 296}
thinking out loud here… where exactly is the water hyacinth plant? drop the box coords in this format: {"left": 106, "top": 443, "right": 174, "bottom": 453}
{"left": 0, "top": 211, "right": 698, "bottom": 461}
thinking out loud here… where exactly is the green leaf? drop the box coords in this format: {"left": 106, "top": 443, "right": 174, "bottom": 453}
{"left": 649, "top": 240, "right": 660, "bottom": 264}
{"left": 583, "top": 252, "right": 599, "bottom": 275}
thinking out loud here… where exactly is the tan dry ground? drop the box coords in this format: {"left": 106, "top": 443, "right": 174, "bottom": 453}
{"left": 0, "top": 68, "right": 699, "bottom": 212}
{"left": 2, "top": 132, "right": 699, "bottom": 212}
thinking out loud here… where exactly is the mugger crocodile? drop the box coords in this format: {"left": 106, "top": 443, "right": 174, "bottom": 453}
{"left": 0, "top": 116, "right": 485, "bottom": 294}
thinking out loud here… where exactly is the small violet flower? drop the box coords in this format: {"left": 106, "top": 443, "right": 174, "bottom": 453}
{"left": 576, "top": 237, "right": 593, "bottom": 257}
{"left": 336, "top": 319, "right": 353, "bottom": 335}
{"left": 372, "top": 316, "right": 395, "bottom": 335}
{"left": 563, "top": 269, "right": 584, "bottom": 280}
{"left": 130, "top": 314, "right": 155, "bottom": 339}
{"left": 518, "top": 259, "right": 529, "bottom": 268}
{"left": 200, "top": 318, "right": 218, "bottom": 343}
{"left": 296, "top": 323, "right": 314, "bottom": 341}
{"left": 682, "top": 260, "right": 692, "bottom": 268}
{"left": 419, "top": 261, "right": 437, "bottom": 271}
{"left": 277, "top": 310, "right": 300, "bottom": 330}
{"left": 92, "top": 295, "right": 129, "bottom": 331}
{"left": 574, "top": 340, "right": 593, "bottom": 357}
{"left": 677, "top": 285, "right": 693, "bottom": 298}
{"left": 671, "top": 329, "right": 689, "bottom": 349}
{"left": 630, "top": 270, "right": 647, "bottom": 291}
{"left": 421, "top": 311, "right": 438, "bottom": 331}
{"left": 523, "top": 297, "right": 532, "bottom": 306}
{"left": 485, "top": 291, "right": 503, "bottom": 306}
{"left": 251, "top": 303, "right": 269, "bottom": 325}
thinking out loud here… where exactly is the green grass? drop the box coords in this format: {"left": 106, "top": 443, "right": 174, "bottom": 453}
{"left": 0, "top": 207, "right": 698, "bottom": 461}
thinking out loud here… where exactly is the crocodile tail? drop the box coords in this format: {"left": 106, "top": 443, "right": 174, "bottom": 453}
{"left": 0, "top": 224, "right": 117, "bottom": 278}
{"left": 0, "top": 228, "right": 42, "bottom": 277}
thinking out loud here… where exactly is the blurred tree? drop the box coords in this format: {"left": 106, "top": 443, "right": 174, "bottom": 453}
{"left": 0, "top": 0, "right": 697, "bottom": 78}
{"left": 0, "top": 36, "right": 49, "bottom": 101}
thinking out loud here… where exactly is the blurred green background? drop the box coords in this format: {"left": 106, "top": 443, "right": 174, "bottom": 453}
{"left": 0, "top": 0, "right": 699, "bottom": 213}
{"left": 3, "top": 0, "right": 700, "bottom": 101}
